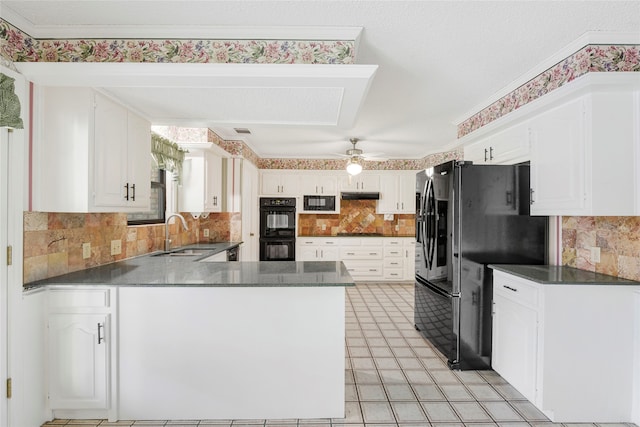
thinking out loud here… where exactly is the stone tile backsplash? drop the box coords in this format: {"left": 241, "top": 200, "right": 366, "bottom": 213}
{"left": 562, "top": 216, "right": 640, "bottom": 281}
{"left": 298, "top": 200, "right": 415, "bottom": 237}
{"left": 23, "top": 211, "right": 241, "bottom": 284}
{"left": 24, "top": 211, "right": 640, "bottom": 284}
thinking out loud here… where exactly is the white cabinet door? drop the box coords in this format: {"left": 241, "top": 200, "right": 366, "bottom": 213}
{"left": 179, "top": 148, "right": 223, "bottom": 213}
{"left": 93, "top": 93, "right": 129, "bottom": 208}
{"left": 529, "top": 90, "right": 638, "bottom": 216}
{"left": 465, "top": 123, "right": 530, "bottom": 165}
{"left": 205, "top": 152, "right": 223, "bottom": 212}
{"left": 403, "top": 239, "right": 415, "bottom": 280}
{"left": 378, "top": 173, "right": 415, "bottom": 214}
{"left": 491, "top": 293, "right": 538, "bottom": 403}
{"left": 377, "top": 175, "right": 397, "bottom": 213}
{"left": 48, "top": 313, "right": 109, "bottom": 409}
{"left": 529, "top": 97, "right": 586, "bottom": 215}
{"left": 126, "top": 110, "right": 152, "bottom": 209}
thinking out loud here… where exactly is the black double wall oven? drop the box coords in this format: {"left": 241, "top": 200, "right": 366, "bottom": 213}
{"left": 259, "top": 197, "right": 296, "bottom": 261}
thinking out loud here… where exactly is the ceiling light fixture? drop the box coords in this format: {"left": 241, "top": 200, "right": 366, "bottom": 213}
{"left": 346, "top": 157, "right": 363, "bottom": 176}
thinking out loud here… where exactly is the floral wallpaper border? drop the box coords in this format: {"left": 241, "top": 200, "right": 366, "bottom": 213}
{"left": 458, "top": 44, "right": 640, "bottom": 137}
{"left": 152, "top": 126, "right": 460, "bottom": 171}
{"left": 0, "top": 18, "right": 355, "bottom": 64}
{"left": 257, "top": 148, "right": 462, "bottom": 171}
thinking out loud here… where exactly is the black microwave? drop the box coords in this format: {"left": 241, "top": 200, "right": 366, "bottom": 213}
{"left": 303, "top": 195, "right": 336, "bottom": 211}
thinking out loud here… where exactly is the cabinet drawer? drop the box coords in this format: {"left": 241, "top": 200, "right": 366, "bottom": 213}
{"left": 49, "top": 288, "right": 110, "bottom": 309}
{"left": 493, "top": 273, "right": 539, "bottom": 308}
{"left": 384, "top": 239, "right": 404, "bottom": 247}
{"left": 344, "top": 264, "right": 383, "bottom": 277}
{"left": 341, "top": 247, "right": 383, "bottom": 259}
{"left": 384, "top": 268, "right": 404, "bottom": 280}
{"left": 298, "top": 238, "right": 340, "bottom": 246}
{"left": 384, "top": 247, "right": 403, "bottom": 257}
{"left": 384, "top": 258, "right": 404, "bottom": 269}
{"left": 298, "top": 239, "right": 321, "bottom": 246}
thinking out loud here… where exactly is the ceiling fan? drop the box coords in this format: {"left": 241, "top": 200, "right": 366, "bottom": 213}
{"left": 336, "top": 138, "right": 387, "bottom": 175}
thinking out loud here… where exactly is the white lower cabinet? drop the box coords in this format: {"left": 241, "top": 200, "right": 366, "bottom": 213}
{"left": 298, "top": 237, "right": 414, "bottom": 281}
{"left": 383, "top": 239, "right": 405, "bottom": 280}
{"left": 403, "top": 239, "right": 415, "bottom": 281}
{"left": 297, "top": 238, "right": 340, "bottom": 261}
{"left": 340, "top": 238, "right": 384, "bottom": 281}
{"left": 492, "top": 270, "right": 640, "bottom": 422}
{"left": 47, "top": 287, "right": 116, "bottom": 420}
{"left": 491, "top": 292, "right": 538, "bottom": 403}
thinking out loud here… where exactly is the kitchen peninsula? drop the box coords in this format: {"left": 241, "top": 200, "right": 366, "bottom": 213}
{"left": 26, "top": 250, "right": 354, "bottom": 422}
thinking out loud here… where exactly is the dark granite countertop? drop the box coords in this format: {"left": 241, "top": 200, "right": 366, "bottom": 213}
{"left": 489, "top": 264, "right": 640, "bottom": 286}
{"left": 24, "top": 241, "right": 354, "bottom": 289}
{"left": 298, "top": 234, "right": 414, "bottom": 238}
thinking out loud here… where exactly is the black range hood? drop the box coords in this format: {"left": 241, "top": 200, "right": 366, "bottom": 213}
{"left": 341, "top": 192, "right": 380, "bottom": 200}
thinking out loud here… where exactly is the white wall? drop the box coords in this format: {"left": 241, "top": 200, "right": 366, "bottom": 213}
{"left": 1, "top": 64, "right": 48, "bottom": 427}
{"left": 633, "top": 290, "right": 640, "bottom": 425}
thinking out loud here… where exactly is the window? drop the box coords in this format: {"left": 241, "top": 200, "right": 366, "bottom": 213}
{"left": 127, "top": 162, "right": 166, "bottom": 225}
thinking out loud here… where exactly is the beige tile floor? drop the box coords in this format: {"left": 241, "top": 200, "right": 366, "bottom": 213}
{"left": 43, "top": 283, "right": 638, "bottom": 427}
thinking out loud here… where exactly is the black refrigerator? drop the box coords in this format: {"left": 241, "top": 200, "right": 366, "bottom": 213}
{"left": 414, "top": 161, "right": 547, "bottom": 370}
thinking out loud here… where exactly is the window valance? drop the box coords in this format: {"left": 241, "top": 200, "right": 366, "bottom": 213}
{"left": 151, "top": 132, "right": 187, "bottom": 182}
{"left": 0, "top": 73, "right": 24, "bottom": 129}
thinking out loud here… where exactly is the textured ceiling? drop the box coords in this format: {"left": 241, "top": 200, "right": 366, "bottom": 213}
{"left": 3, "top": 1, "right": 640, "bottom": 159}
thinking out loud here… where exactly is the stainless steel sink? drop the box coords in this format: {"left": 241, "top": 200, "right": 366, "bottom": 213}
{"left": 151, "top": 248, "right": 212, "bottom": 257}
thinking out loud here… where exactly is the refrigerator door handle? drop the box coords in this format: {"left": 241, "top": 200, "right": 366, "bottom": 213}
{"left": 416, "top": 276, "right": 452, "bottom": 299}
{"left": 424, "top": 178, "right": 436, "bottom": 269}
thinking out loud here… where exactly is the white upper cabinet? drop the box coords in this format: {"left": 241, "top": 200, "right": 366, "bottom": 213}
{"left": 299, "top": 173, "right": 338, "bottom": 196}
{"left": 338, "top": 173, "right": 380, "bottom": 192}
{"left": 260, "top": 170, "right": 300, "bottom": 196}
{"left": 377, "top": 172, "right": 415, "bottom": 214}
{"left": 529, "top": 89, "right": 639, "bottom": 216}
{"left": 33, "top": 86, "right": 151, "bottom": 212}
{"left": 461, "top": 74, "right": 640, "bottom": 216}
{"left": 464, "top": 122, "right": 530, "bottom": 165}
{"left": 178, "top": 142, "right": 224, "bottom": 213}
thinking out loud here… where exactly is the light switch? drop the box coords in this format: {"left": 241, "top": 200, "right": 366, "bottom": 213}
{"left": 82, "top": 242, "right": 91, "bottom": 259}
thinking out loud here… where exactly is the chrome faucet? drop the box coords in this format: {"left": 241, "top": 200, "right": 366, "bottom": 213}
{"left": 164, "top": 213, "right": 189, "bottom": 251}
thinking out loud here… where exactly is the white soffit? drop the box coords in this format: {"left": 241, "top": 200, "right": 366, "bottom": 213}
{"left": 15, "top": 62, "right": 378, "bottom": 127}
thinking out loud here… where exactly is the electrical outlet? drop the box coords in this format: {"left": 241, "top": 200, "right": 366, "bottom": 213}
{"left": 590, "top": 246, "right": 601, "bottom": 263}
{"left": 203, "top": 229, "right": 210, "bottom": 238}
{"left": 82, "top": 242, "right": 91, "bottom": 259}
{"left": 111, "top": 240, "right": 122, "bottom": 256}
{"left": 321, "top": 224, "right": 326, "bottom": 231}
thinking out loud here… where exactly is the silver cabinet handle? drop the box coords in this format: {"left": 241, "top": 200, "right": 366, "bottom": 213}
{"left": 530, "top": 188, "right": 535, "bottom": 205}
{"left": 97, "top": 323, "right": 104, "bottom": 344}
